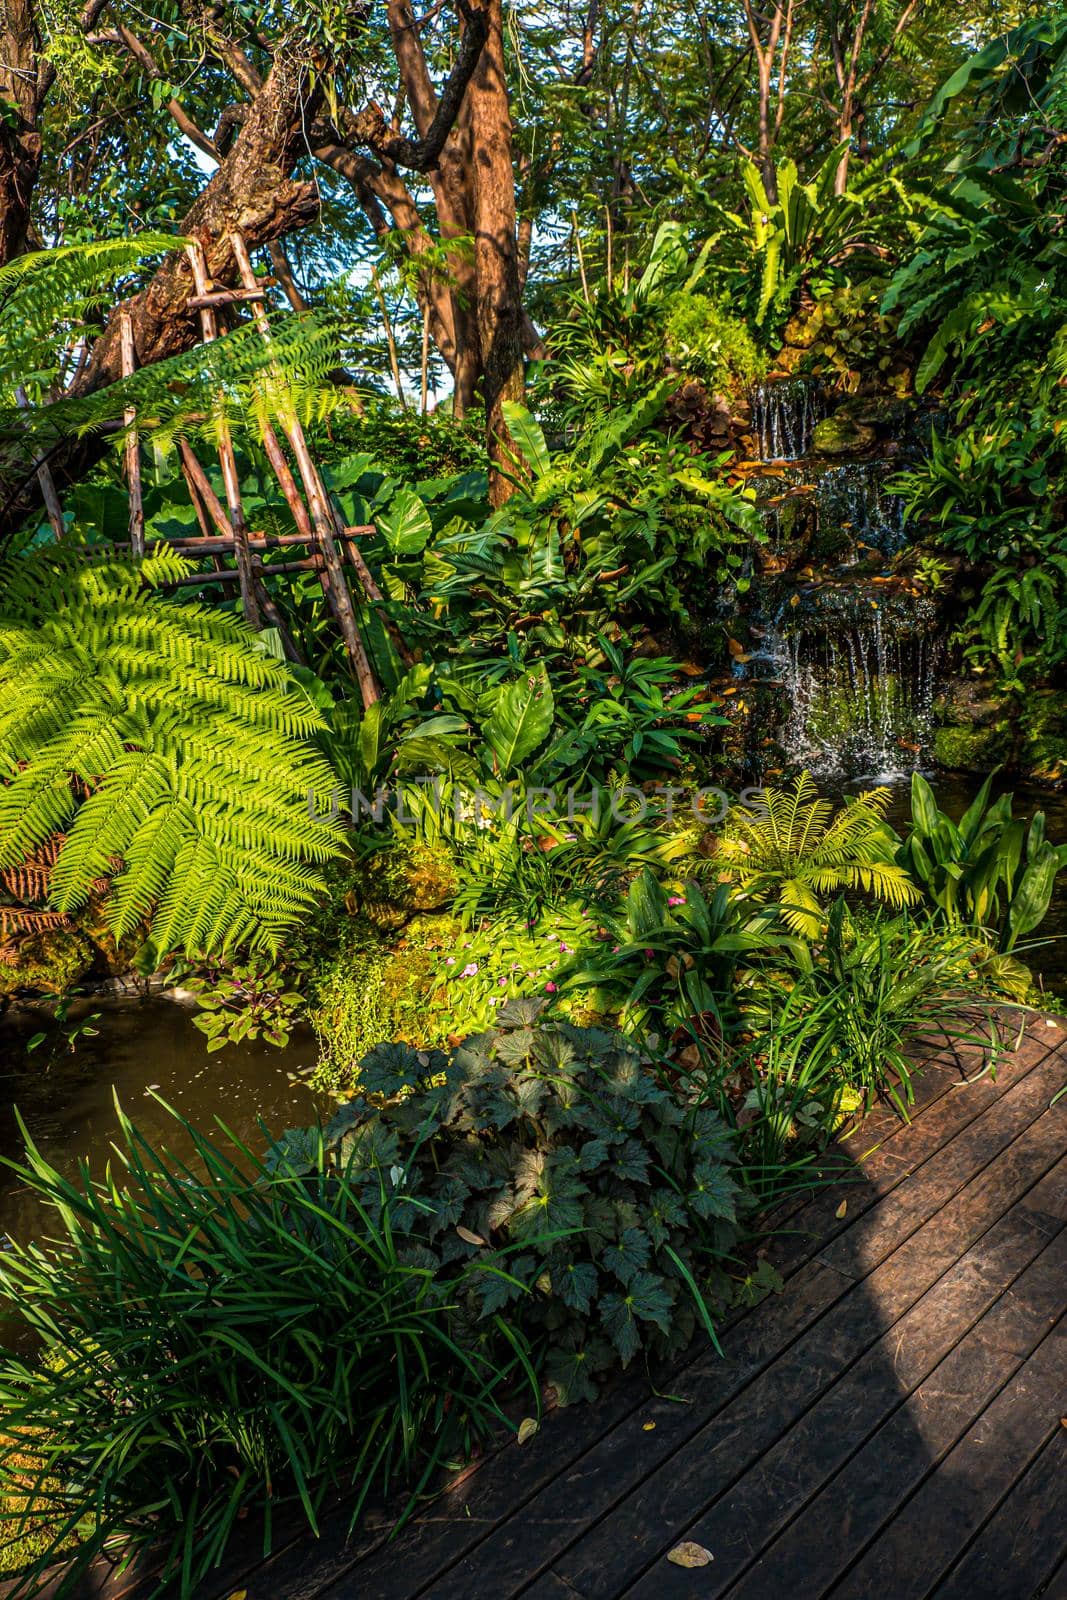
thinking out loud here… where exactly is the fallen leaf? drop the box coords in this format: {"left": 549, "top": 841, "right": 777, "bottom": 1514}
{"left": 643, "top": 1421, "right": 656, "bottom": 1432}
{"left": 668, "top": 1542, "right": 714, "bottom": 1568}
{"left": 456, "top": 1225, "right": 486, "bottom": 1247}
{"left": 789, "top": 592, "right": 800, "bottom": 607}
{"left": 835, "top": 1200, "right": 848, "bottom": 1219}
{"left": 517, "top": 1417, "right": 539, "bottom": 1445}
{"left": 727, "top": 636, "right": 746, "bottom": 658}
{"left": 224, "top": 1592, "right": 248, "bottom": 1600}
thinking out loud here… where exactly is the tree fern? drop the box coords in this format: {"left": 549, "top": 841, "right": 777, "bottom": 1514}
{"left": 0, "top": 235, "right": 182, "bottom": 404}
{"left": 0, "top": 547, "right": 342, "bottom": 961}
{"left": 713, "top": 774, "right": 919, "bottom": 938}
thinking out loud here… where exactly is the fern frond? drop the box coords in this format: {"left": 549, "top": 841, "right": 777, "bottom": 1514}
{"left": 0, "top": 549, "right": 343, "bottom": 959}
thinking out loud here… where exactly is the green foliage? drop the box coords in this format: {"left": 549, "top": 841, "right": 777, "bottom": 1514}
{"left": 898, "top": 772, "right": 1067, "bottom": 955}
{"left": 787, "top": 903, "right": 1009, "bottom": 1114}
{"left": 0, "top": 235, "right": 180, "bottom": 405}
{"left": 0, "top": 1106, "right": 522, "bottom": 1598}
{"left": 701, "top": 148, "right": 912, "bottom": 334}
{"left": 558, "top": 869, "right": 770, "bottom": 1039}
{"left": 0, "top": 546, "right": 340, "bottom": 961}
{"left": 712, "top": 775, "right": 920, "bottom": 938}
{"left": 186, "top": 962, "right": 305, "bottom": 1051}
{"left": 269, "top": 1000, "right": 745, "bottom": 1402}
{"left": 884, "top": 23, "right": 1067, "bottom": 690}
{"left": 663, "top": 292, "right": 765, "bottom": 393}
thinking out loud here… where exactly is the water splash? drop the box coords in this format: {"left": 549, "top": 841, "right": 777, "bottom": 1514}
{"left": 815, "top": 462, "right": 906, "bottom": 560}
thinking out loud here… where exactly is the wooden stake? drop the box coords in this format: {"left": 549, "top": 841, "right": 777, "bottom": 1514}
{"left": 184, "top": 240, "right": 261, "bottom": 630}
{"left": 119, "top": 311, "right": 145, "bottom": 557}
{"left": 420, "top": 303, "right": 431, "bottom": 416}
{"left": 15, "top": 387, "right": 64, "bottom": 540}
{"left": 230, "top": 230, "right": 381, "bottom": 707}
{"left": 177, "top": 440, "right": 231, "bottom": 540}
{"left": 342, "top": 530, "right": 415, "bottom": 666}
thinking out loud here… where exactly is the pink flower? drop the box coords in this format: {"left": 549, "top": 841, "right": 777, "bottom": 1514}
{"left": 461, "top": 962, "right": 479, "bottom": 978}
{"left": 545, "top": 981, "right": 558, "bottom": 993}
{"left": 612, "top": 945, "right": 620, "bottom": 953}
{"left": 559, "top": 941, "right": 572, "bottom": 953}
{"left": 498, "top": 976, "right": 508, "bottom": 986}
{"left": 644, "top": 948, "right": 654, "bottom": 958}
{"left": 445, "top": 957, "right": 456, "bottom": 966}
{"left": 668, "top": 896, "right": 687, "bottom": 907}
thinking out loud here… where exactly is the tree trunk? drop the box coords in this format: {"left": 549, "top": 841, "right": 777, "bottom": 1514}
{"left": 465, "top": 0, "right": 525, "bottom": 505}
{"left": 0, "top": 0, "right": 43, "bottom": 263}
{"left": 1, "top": 53, "right": 320, "bottom": 536}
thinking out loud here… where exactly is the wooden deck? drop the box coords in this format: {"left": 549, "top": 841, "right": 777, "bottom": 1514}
{"left": 20, "top": 1012, "right": 1067, "bottom": 1600}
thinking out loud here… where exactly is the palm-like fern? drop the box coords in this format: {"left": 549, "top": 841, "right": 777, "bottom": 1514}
{"left": 0, "top": 547, "right": 341, "bottom": 960}
{"left": 713, "top": 773, "right": 919, "bottom": 938}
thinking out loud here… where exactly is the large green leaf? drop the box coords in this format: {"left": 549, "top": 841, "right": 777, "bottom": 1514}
{"left": 501, "top": 403, "right": 552, "bottom": 481}
{"left": 483, "top": 666, "right": 554, "bottom": 774}
{"left": 377, "top": 487, "right": 433, "bottom": 555}
{"left": 1006, "top": 852, "right": 1059, "bottom": 944}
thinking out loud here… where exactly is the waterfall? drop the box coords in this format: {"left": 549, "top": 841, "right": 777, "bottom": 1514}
{"left": 815, "top": 462, "right": 906, "bottom": 559}
{"left": 728, "top": 375, "right": 941, "bottom": 782}
{"left": 751, "top": 379, "right": 826, "bottom": 460}
{"left": 772, "top": 608, "right": 941, "bottom": 780}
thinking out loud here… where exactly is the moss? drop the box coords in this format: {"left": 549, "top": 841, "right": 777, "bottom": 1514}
{"left": 932, "top": 724, "right": 1012, "bottom": 772}
{"left": 1018, "top": 689, "right": 1067, "bottom": 784}
{"left": 0, "top": 929, "right": 93, "bottom": 999}
{"left": 812, "top": 413, "right": 877, "bottom": 456}
{"left": 347, "top": 843, "right": 458, "bottom": 933}
{"left": 307, "top": 910, "right": 462, "bottom": 1093}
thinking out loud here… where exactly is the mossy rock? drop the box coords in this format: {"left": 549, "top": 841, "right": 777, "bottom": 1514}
{"left": 1019, "top": 689, "right": 1067, "bottom": 784}
{"left": 812, "top": 413, "right": 877, "bottom": 456}
{"left": 0, "top": 928, "right": 93, "bottom": 998}
{"left": 347, "top": 842, "right": 458, "bottom": 933}
{"left": 933, "top": 724, "right": 1012, "bottom": 773}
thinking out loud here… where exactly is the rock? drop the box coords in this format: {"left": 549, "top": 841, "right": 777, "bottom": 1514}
{"left": 812, "top": 413, "right": 877, "bottom": 455}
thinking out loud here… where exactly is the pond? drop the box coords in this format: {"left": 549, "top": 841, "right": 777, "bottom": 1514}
{"left": 0, "top": 996, "right": 324, "bottom": 1256}
{"left": 0, "top": 774, "right": 1063, "bottom": 1262}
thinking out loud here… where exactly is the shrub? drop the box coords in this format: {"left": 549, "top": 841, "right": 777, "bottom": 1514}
{"left": 751, "top": 902, "right": 1010, "bottom": 1115}
{"left": 269, "top": 1000, "right": 746, "bottom": 1404}
{"left": 663, "top": 292, "right": 766, "bottom": 393}
{"left": 0, "top": 1108, "right": 522, "bottom": 1597}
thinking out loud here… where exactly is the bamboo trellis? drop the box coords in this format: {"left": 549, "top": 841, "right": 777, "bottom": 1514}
{"left": 111, "top": 231, "right": 408, "bottom": 709}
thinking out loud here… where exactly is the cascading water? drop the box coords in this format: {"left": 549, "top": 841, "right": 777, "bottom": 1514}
{"left": 815, "top": 461, "right": 906, "bottom": 560}
{"left": 731, "top": 376, "right": 939, "bottom": 781}
{"left": 773, "top": 606, "right": 941, "bottom": 780}
{"left": 750, "top": 379, "right": 827, "bottom": 460}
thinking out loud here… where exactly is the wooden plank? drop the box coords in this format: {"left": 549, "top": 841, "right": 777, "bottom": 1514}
{"left": 1039, "top": 1557, "right": 1067, "bottom": 1600}
{"left": 202, "top": 1060, "right": 994, "bottom": 1600}
{"left": 726, "top": 1286, "right": 1067, "bottom": 1600}
{"left": 486, "top": 1089, "right": 1067, "bottom": 1600}
{"left": 632, "top": 1156, "right": 1067, "bottom": 1599}
{"left": 928, "top": 1425, "right": 1067, "bottom": 1600}
{"left": 827, "top": 1312, "right": 1066, "bottom": 1600}
{"left": 319, "top": 1048, "right": 1066, "bottom": 1600}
